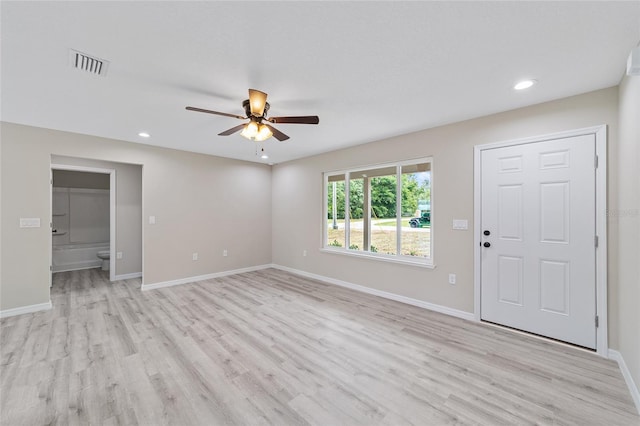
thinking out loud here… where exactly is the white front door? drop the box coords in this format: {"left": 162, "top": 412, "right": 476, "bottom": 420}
{"left": 480, "top": 134, "right": 597, "bottom": 349}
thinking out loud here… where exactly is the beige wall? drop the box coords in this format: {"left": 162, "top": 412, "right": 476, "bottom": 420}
{"left": 52, "top": 156, "right": 143, "bottom": 276}
{"left": 617, "top": 74, "right": 640, "bottom": 394}
{"left": 0, "top": 123, "right": 272, "bottom": 310}
{"left": 272, "top": 88, "right": 620, "bottom": 344}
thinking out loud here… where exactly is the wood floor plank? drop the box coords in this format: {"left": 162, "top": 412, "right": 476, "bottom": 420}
{"left": 1, "top": 268, "right": 638, "bottom": 425}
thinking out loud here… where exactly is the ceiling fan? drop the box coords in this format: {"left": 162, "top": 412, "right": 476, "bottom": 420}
{"left": 186, "top": 89, "right": 319, "bottom": 142}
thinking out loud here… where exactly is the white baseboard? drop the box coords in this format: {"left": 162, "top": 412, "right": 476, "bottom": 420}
{"left": 271, "top": 264, "right": 475, "bottom": 322}
{"left": 141, "top": 264, "right": 272, "bottom": 291}
{"left": 0, "top": 301, "right": 52, "bottom": 319}
{"left": 608, "top": 349, "right": 640, "bottom": 414}
{"left": 114, "top": 272, "right": 142, "bottom": 281}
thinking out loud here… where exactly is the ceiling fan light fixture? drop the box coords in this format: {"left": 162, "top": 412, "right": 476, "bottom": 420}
{"left": 241, "top": 121, "right": 259, "bottom": 139}
{"left": 241, "top": 122, "right": 273, "bottom": 142}
{"left": 249, "top": 89, "right": 268, "bottom": 117}
{"left": 256, "top": 124, "right": 273, "bottom": 142}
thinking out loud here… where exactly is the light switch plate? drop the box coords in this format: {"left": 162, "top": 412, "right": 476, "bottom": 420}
{"left": 452, "top": 219, "right": 468, "bottom": 230}
{"left": 20, "top": 218, "right": 41, "bottom": 228}
{"left": 149, "top": 216, "right": 156, "bottom": 225}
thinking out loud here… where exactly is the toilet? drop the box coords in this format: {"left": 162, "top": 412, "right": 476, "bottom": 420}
{"left": 97, "top": 250, "right": 110, "bottom": 271}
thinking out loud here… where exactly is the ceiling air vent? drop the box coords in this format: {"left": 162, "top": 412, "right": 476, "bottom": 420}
{"left": 69, "top": 49, "right": 109, "bottom": 76}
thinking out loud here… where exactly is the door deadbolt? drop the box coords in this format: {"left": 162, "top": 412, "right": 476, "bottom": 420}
{"left": 483, "top": 230, "right": 490, "bottom": 236}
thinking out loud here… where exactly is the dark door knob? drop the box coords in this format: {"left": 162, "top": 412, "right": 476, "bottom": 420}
{"left": 483, "top": 230, "right": 490, "bottom": 236}
{"left": 483, "top": 242, "right": 491, "bottom": 248}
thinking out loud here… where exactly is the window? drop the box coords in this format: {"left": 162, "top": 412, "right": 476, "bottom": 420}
{"left": 324, "top": 158, "right": 432, "bottom": 265}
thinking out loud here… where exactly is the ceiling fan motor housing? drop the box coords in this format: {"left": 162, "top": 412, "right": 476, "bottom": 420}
{"left": 243, "top": 99, "right": 270, "bottom": 118}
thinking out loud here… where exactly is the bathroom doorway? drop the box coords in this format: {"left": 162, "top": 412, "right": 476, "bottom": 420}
{"left": 50, "top": 165, "right": 116, "bottom": 285}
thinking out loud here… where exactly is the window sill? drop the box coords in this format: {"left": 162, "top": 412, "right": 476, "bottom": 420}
{"left": 320, "top": 247, "right": 435, "bottom": 269}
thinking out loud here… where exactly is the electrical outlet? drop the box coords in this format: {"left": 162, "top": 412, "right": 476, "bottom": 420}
{"left": 192, "top": 252, "right": 198, "bottom": 261}
{"left": 116, "top": 252, "right": 123, "bottom": 259}
{"left": 223, "top": 249, "right": 228, "bottom": 257}
{"left": 448, "top": 274, "right": 456, "bottom": 285}
{"left": 303, "top": 250, "right": 307, "bottom": 257}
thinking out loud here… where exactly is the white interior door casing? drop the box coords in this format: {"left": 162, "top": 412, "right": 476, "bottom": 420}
{"left": 480, "top": 134, "right": 597, "bottom": 349}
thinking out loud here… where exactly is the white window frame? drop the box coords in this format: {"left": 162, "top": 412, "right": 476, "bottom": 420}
{"left": 322, "top": 157, "right": 434, "bottom": 268}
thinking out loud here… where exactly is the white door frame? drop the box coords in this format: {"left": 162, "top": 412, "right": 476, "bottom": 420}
{"left": 473, "top": 125, "right": 608, "bottom": 356}
{"left": 50, "top": 164, "right": 117, "bottom": 282}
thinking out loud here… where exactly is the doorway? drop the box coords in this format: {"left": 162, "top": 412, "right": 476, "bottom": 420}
{"left": 50, "top": 165, "right": 116, "bottom": 284}
{"left": 474, "top": 126, "right": 608, "bottom": 355}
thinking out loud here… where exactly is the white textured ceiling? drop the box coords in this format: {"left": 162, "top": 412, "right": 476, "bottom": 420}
{"left": 2, "top": 2, "right": 639, "bottom": 164}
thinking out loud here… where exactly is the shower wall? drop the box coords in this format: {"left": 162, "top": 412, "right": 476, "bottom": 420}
{"left": 52, "top": 187, "right": 110, "bottom": 246}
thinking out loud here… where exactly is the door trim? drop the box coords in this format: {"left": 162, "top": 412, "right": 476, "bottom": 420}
{"left": 473, "top": 125, "right": 608, "bottom": 356}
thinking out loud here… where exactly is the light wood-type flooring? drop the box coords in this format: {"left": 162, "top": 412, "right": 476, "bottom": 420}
{"left": 1, "top": 268, "right": 638, "bottom": 425}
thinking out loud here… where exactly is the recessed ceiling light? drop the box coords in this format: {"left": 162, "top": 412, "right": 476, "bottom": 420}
{"left": 138, "top": 132, "right": 150, "bottom": 138}
{"left": 514, "top": 80, "right": 537, "bottom": 90}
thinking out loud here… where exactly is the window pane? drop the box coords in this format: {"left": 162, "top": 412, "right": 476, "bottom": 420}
{"left": 401, "top": 163, "right": 431, "bottom": 258}
{"left": 348, "top": 176, "right": 364, "bottom": 251}
{"left": 324, "top": 158, "right": 432, "bottom": 264}
{"left": 326, "top": 175, "right": 345, "bottom": 248}
{"left": 370, "top": 171, "right": 397, "bottom": 255}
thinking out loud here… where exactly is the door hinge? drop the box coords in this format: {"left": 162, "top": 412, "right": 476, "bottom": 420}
{"left": 595, "top": 315, "right": 599, "bottom": 328}
{"left": 49, "top": 265, "right": 53, "bottom": 271}
{"left": 50, "top": 222, "right": 53, "bottom": 228}
{"left": 595, "top": 235, "right": 599, "bottom": 248}
{"left": 595, "top": 155, "right": 599, "bottom": 169}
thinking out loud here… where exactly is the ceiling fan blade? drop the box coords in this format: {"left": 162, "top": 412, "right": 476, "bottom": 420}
{"left": 268, "top": 116, "right": 320, "bottom": 125}
{"left": 218, "top": 123, "right": 247, "bottom": 136}
{"left": 186, "top": 106, "right": 245, "bottom": 120}
{"left": 263, "top": 123, "right": 290, "bottom": 141}
{"left": 248, "top": 89, "right": 268, "bottom": 117}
